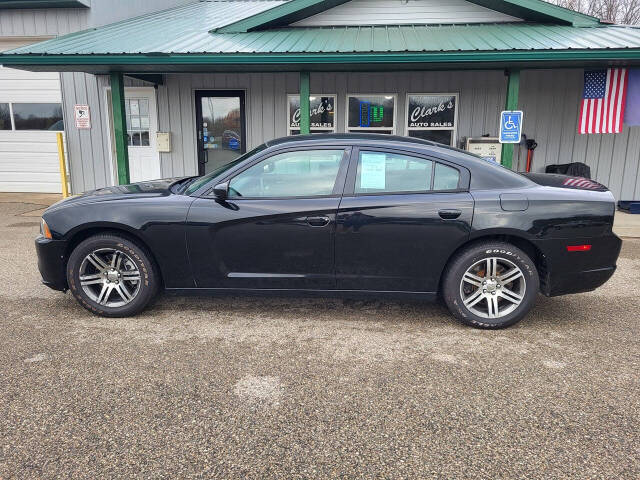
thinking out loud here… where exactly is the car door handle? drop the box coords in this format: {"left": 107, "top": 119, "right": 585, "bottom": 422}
{"left": 438, "top": 209, "right": 462, "bottom": 220}
{"left": 306, "top": 216, "right": 330, "bottom": 227}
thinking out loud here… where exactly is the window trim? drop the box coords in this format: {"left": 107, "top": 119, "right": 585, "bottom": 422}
{"left": 345, "top": 93, "right": 397, "bottom": 134}
{"left": 205, "top": 145, "right": 352, "bottom": 200}
{"left": 287, "top": 94, "right": 337, "bottom": 136}
{"left": 0, "top": 102, "right": 12, "bottom": 131}
{"left": 344, "top": 146, "right": 469, "bottom": 197}
{"left": 405, "top": 93, "right": 459, "bottom": 147}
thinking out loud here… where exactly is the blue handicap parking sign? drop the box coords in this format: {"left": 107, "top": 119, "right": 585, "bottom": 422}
{"left": 499, "top": 111, "right": 523, "bottom": 144}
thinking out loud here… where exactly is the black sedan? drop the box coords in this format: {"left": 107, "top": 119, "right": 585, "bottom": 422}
{"left": 36, "top": 134, "right": 622, "bottom": 328}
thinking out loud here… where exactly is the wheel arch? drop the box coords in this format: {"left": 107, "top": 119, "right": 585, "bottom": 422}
{"left": 63, "top": 224, "right": 164, "bottom": 288}
{"left": 439, "top": 232, "right": 549, "bottom": 295}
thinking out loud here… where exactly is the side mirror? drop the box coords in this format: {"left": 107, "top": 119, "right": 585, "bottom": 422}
{"left": 213, "top": 182, "right": 229, "bottom": 199}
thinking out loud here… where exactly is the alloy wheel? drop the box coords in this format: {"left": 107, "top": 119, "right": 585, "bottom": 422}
{"left": 78, "top": 248, "right": 142, "bottom": 307}
{"left": 459, "top": 257, "right": 526, "bottom": 319}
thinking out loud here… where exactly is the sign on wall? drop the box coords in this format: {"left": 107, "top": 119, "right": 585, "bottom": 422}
{"left": 407, "top": 95, "right": 456, "bottom": 128}
{"left": 347, "top": 95, "right": 395, "bottom": 131}
{"left": 406, "top": 94, "right": 458, "bottom": 146}
{"left": 288, "top": 95, "right": 336, "bottom": 133}
{"left": 499, "top": 110, "right": 523, "bottom": 144}
{"left": 74, "top": 104, "right": 90, "bottom": 129}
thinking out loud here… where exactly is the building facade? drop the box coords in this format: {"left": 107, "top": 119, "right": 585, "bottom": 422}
{"left": 3, "top": 0, "right": 640, "bottom": 201}
{"left": 0, "top": 0, "right": 195, "bottom": 192}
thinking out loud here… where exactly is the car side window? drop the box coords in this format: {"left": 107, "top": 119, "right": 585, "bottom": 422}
{"left": 228, "top": 149, "right": 344, "bottom": 198}
{"left": 433, "top": 163, "right": 460, "bottom": 190}
{"left": 355, "top": 150, "right": 460, "bottom": 194}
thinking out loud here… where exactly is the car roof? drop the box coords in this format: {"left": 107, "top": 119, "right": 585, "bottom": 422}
{"left": 265, "top": 132, "right": 437, "bottom": 149}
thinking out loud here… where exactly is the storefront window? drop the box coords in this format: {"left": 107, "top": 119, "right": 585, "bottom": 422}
{"left": 288, "top": 95, "right": 336, "bottom": 135}
{"left": 406, "top": 94, "right": 458, "bottom": 146}
{"left": 347, "top": 94, "right": 396, "bottom": 134}
{"left": 12, "top": 103, "right": 64, "bottom": 131}
{"left": 0, "top": 104, "right": 10, "bottom": 130}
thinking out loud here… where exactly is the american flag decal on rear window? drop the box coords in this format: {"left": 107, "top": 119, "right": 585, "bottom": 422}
{"left": 562, "top": 178, "right": 602, "bottom": 190}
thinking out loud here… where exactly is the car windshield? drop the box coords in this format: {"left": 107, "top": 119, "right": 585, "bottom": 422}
{"left": 183, "top": 144, "right": 267, "bottom": 195}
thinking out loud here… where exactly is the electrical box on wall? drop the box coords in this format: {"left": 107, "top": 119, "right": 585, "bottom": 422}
{"left": 466, "top": 137, "right": 502, "bottom": 164}
{"left": 156, "top": 132, "right": 171, "bottom": 153}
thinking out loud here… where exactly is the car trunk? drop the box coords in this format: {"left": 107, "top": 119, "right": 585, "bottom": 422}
{"left": 520, "top": 173, "right": 608, "bottom": 192}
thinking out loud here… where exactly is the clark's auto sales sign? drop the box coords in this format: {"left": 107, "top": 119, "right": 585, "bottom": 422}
{"left": 407, "top": 95, "right": 457, "bottom": 128}
{"left": 289, "top": 96, "right": 335, "bottom": 129}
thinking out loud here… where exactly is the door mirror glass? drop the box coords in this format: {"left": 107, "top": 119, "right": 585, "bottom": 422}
{"left": 228, "top": 149, "right": 344, "bottom": 198}
{"left": 213, "top": 182, "right": 229, "bottom": 199}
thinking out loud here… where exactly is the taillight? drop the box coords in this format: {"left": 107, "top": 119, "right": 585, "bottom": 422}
{"left": 567, "top": 244, "right": 591, "bottom": 252}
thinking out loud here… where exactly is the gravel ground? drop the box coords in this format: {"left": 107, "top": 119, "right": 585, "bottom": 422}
{"left": 0, "top": 198, "right": 639, "bottom": 479}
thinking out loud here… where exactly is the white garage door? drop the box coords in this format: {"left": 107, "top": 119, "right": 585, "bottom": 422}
{"left": 0, "top": 38, "right": 66, "bottom": 193}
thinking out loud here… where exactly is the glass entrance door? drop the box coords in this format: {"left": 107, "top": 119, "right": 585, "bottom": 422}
{"left": 195, "top": 91, "right": 246, "bottom": 176}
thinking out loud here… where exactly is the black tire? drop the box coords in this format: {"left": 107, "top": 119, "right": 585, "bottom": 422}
{"left": 442, "top": 241, "right": 539, "bottom": 329}
{"left": 66, "top": 233, "right": 159, "bottom": 317}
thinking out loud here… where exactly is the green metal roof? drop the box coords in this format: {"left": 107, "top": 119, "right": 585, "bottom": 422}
{"left": 0, "top": 0, "right": 638, "bottom": 71}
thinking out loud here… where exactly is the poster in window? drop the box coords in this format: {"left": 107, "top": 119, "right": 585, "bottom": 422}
{"left": 289, "top": 96, "right": 335, "bottom": 129}
{"left": 348, "top": 95, "right": 395, "bottom": 129}
{"left": 407, "top": 95, "right": 456, "bottom": 128}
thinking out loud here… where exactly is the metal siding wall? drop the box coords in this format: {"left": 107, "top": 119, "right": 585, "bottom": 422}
{"left": 515, "top": 69, "right": 640, "bottom": 200}
{"left": 62, "top": 73, "right": 153, "bottom": 192}
{"left": 0, "top": 8, "right": 87, "bottom": 36}
{"left": 66, "top": 70, "right": 508, "bottom": 192}
{"left": 147, "top": 70, "right": 507, "bottom": 186}
{"left": 292, "top": 0, "right": 521, "bottom": 26}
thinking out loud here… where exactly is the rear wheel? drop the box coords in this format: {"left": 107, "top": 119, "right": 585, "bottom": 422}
{"left": 442, "top": 241, "right": 539, "bottom": 329}
{"left": 66, "top": 234, "right": 158, "bottom": 317}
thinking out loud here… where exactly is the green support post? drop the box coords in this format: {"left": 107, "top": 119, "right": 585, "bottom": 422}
{"left": 501, "top": 69, "right": 520, "bottom": 170}
{"left": 110, "top": 72, "right": 130, "bottom": 184}
{"left": 299, "top": 71, "right": 310, "bottom": 135}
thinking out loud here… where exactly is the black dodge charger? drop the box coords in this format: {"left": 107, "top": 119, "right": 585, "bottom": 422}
{"left": 36, "top": 134, "right": 622, "bottom": 328}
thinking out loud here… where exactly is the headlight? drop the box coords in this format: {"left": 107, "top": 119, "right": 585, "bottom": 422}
{"left": 40, "top": 218, "right": 52, "bottom": 239}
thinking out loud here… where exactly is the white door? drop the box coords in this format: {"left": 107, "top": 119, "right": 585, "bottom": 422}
{"left": 123, "top": 89, "right": 160, "bottom": 183}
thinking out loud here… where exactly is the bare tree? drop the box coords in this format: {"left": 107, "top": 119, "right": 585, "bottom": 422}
{"left": 547, "top": 0, "right": 640, "bottom": 24}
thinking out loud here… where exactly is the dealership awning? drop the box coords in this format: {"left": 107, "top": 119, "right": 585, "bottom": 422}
{"left": 3, "top": 0, "right": 640, "bottom": 73}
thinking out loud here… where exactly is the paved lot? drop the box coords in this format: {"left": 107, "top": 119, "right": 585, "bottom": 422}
{"left": 0, "top": 195, "right": 639, "bottom": 479}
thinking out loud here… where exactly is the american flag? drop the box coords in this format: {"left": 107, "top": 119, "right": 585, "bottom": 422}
{"left": 579, "top": 68, "right": 628, "bottom": 134}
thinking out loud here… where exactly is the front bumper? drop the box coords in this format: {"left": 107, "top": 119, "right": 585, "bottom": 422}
{"left": 35, "top": 235, "right": 68, "bottom": 291}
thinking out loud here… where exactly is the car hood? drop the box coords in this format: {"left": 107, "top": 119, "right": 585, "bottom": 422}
{"left": 45, "top": 177, "right": 189, "bottom": 212}
{"left": 521, "top": 173, "right": 609, "bottom": 192}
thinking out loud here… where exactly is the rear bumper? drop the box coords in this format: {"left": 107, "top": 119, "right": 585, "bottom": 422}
{"left": 35, "top": 235, "right": 68, "bottom": 291}
{"left": 546, "top": 265, "right": 616, "bottom": 296}
{"left": 537, "top": 233, "right": 622, "bottom": 297}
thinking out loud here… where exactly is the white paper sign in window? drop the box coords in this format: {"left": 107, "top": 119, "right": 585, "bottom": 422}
{"left": 360, "top": 152, "right": 387, "bottom": 189}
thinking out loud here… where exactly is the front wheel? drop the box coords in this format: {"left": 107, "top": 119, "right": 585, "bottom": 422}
{"left": 66, "top": 233, "right": 159, "bottom": 317}
{"left": 442, "top": 241, "right": 539, "bottom": 329}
